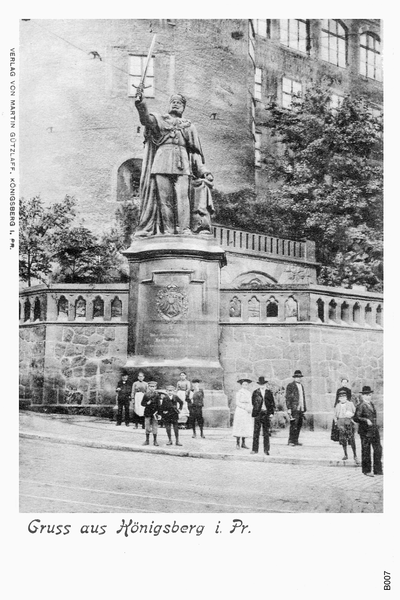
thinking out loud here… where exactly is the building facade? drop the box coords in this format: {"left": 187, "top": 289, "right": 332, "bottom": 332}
{"left": 20, "top": 19, "right": 382, "bottom": 234}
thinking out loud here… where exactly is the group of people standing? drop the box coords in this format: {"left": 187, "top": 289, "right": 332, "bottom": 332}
{"left": 232, "top": 370, "right": 306, "bottom": 455}
{"left": 332, "top": 378, "right": 383, "bottom": 477}
{"left": 232, "top": 371, "right": 383, "bottom": 477}
{"left": 115, "top": 371, "right": 205, "bottom": 447}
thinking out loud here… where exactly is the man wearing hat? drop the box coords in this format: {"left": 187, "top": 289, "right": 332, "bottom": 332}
{"left": 353, "top": 386, "right": 383, "bottom": 477}
{"left": 115, "top": 371, "right": 132, "bottom": 427}
{"left": 286, "top": 370, "right": 307, "bottom": 446}
{"left": 141, "top": 381, "right": 161, "bottom": 446}
{"left": 160, "top": 385, "right": 184, "bottom": 446}
{"left": 188, "top": 379, "right": 205, "bottom": 439}
{"left": 250, "top": 376, "right": 276, "bottom": 455}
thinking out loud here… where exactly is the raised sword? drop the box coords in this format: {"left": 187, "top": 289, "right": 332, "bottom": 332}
{"left": 132, "top": 34, "right": 157, "bottom": 98}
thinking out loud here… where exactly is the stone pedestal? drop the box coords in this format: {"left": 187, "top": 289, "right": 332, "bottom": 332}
{"left": 123, "top": 235, "right": 230, "bottom": 427}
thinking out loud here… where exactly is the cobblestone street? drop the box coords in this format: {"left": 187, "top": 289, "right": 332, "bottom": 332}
{"left": 19, "top": 413, "right": 383, "bottom": 513}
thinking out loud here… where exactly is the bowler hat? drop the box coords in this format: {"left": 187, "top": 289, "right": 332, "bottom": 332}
{"left": 238, "top": 378, "right": 252, "bottom": 385}
{"left": 257, "top": 376, "right": 268, "bottom": 385}
{"left": 338, "top": 390, "right": 348, "bottom": 397}
{"left": 292, "top": 370, "right": 304, "bottom": 378}
{"left": 192, "top": 378, "right": 201, "bottom": 383}
{"left": 361, "top": 385, "right": 373, "bottom": 394}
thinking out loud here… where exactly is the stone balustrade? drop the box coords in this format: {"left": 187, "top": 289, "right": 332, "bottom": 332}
{"left": 19, "top": 284, "right": 129, "bottom": 325}
{"left": 212, "top": 223, "right": 317, "bottom": 263}
{"left": 221, "top": 285, "right": 383, "bottom": 329}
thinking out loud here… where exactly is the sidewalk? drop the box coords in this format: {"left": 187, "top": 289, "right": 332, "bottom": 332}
{"left": 19, "top": 411, "right": 364, "bottom": 467}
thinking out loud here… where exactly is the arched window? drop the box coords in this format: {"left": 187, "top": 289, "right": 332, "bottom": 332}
{"left": 329, "top": 299, "right": 337, "bottom": 322}
{"left": 75, "top": 296, "right": 86, "bottom": 319}
{"left": 117, "top": 158, "right": 142, "bottom": 202}
{"left": 111, "top": 296, "right": 123, "bottom": 319}
{"left": 93, "top": 296, "right": 104, "bottom": 318}
{"left": 353, "top": 302, "right": 361, "bottom": 324}
{"left": 57, "top": 296, "right": 69, "bottom": 319}
{"left": 280, "top": 19, "right": 309, "bottom": 53}
{"left": 266, "top": 297, "right": 279, "bottom": 318}
{"left": 321, "top": 19, "right": 347, "bottom": 67}
{"left": 365, "top": 303, "right": 373, "bottom": 325}
{"left": 376, "top": 304, "right": 383, "bottom": 327}
{"left": 317, "top": 298, "right": 325, "bottom": 322}
{"left": 248, "top": 296, "right": 260, "bottom": 320}
{"left": 24, "top": 298, "right": 31, "bottom": 322}
{"left": 360, "top": 32, "right": 382, "bottom": 81}
{"left": 340, "top": 301, "right": 350, "bottom": 323}
{"left": 33, "top": 298, "right": 41, "bottom": 321}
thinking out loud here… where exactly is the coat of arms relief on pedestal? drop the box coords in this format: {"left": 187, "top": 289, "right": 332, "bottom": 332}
{"left": 155, "top": 284, "right": 189, "bottom": 323}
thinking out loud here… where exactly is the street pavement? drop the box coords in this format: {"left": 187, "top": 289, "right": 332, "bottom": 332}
{"left": 19, "top": 412, "right": 383, "bottom": 513}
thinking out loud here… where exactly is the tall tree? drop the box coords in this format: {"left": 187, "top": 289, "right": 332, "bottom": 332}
{"left": 214, "top": 85, "right": 383, "bottom": 291}
{"left": 19, "top": 195, "right": 76, "bottom": 286}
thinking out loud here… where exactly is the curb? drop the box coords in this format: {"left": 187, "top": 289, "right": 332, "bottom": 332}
{"left": 20, "top": 431, "right": 360, "bottom": 468}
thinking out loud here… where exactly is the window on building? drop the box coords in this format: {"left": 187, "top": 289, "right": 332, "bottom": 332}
{"left": 117, "top": 158, "right": 143, "bottom": 202}
{"left": 111, "top": 297, "right": 123, "bottom": 319}
{"left": 360, "top": 32, "right": 382, "bottom": 82}
{"left": 376, "top": 304, "right": 383, "bottom": 326}
{"left": 254, "top": 68, "right": 262, "bottom": 100}
{"left": 93, "top": 296, "right": 104, "bottom": 319}
{"left": 253, "top": 19, "right": 270, "bottom": 38}
{"left": 321, "top": 20, "right": 347, "bottom": 68}
{"left": 128, "top": 55, "right": 154, "bottom": 97}
{"left": 280, "top": 19, "right": 308, "bottom": 53}
{"left": 255, "top": 132, "right": 261, "bottom": 167}
{"left": 330, "top": 93, "right": 344, "bottom": 112}
{"left": 282, "top": 77, "right": 302, "bottom": 108}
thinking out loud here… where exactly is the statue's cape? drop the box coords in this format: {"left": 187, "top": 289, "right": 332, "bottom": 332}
{"left": 136, "top": 113, "right": 205, "bottom": 236}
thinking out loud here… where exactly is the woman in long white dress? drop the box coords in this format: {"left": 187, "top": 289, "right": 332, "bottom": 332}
{"left": 232, "top": 378, "right": 253, "bottom": 449}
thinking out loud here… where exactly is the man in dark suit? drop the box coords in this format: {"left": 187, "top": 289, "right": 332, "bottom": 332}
{"left": 286, "top": 369, "right": 307, "bottom": 446}
{"left": 353, "top": 385, "right": 383, "bottom": 477}
{"left": 115, "top": 371, "right": 132, "bottom": 427}
{"left": 250, "top": 376, "right": 275, "bottom": 455}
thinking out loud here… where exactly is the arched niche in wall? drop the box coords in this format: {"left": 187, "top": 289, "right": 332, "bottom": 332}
{"left": 33, "top": 297, "right": 41, "bottom": 321}
{"left": 57, "top": 296, "right": 69, "bottom": 320}
{"left": 266, "top": 296, "right": 279, "bottom": 318}
{"left": 111, "top": 296, "right": 123, "bottom": 319}
{"left": 230, "top": 270, "right": 278, "bottom": 289}
{"left": 75, "top": 296, "right": 86, "bottom": 319}
{"left": 116, "top": 158, "right": 142, "bottom": 203}
{"left": 229, "top": 296, "right": 242, "bottom": 319}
